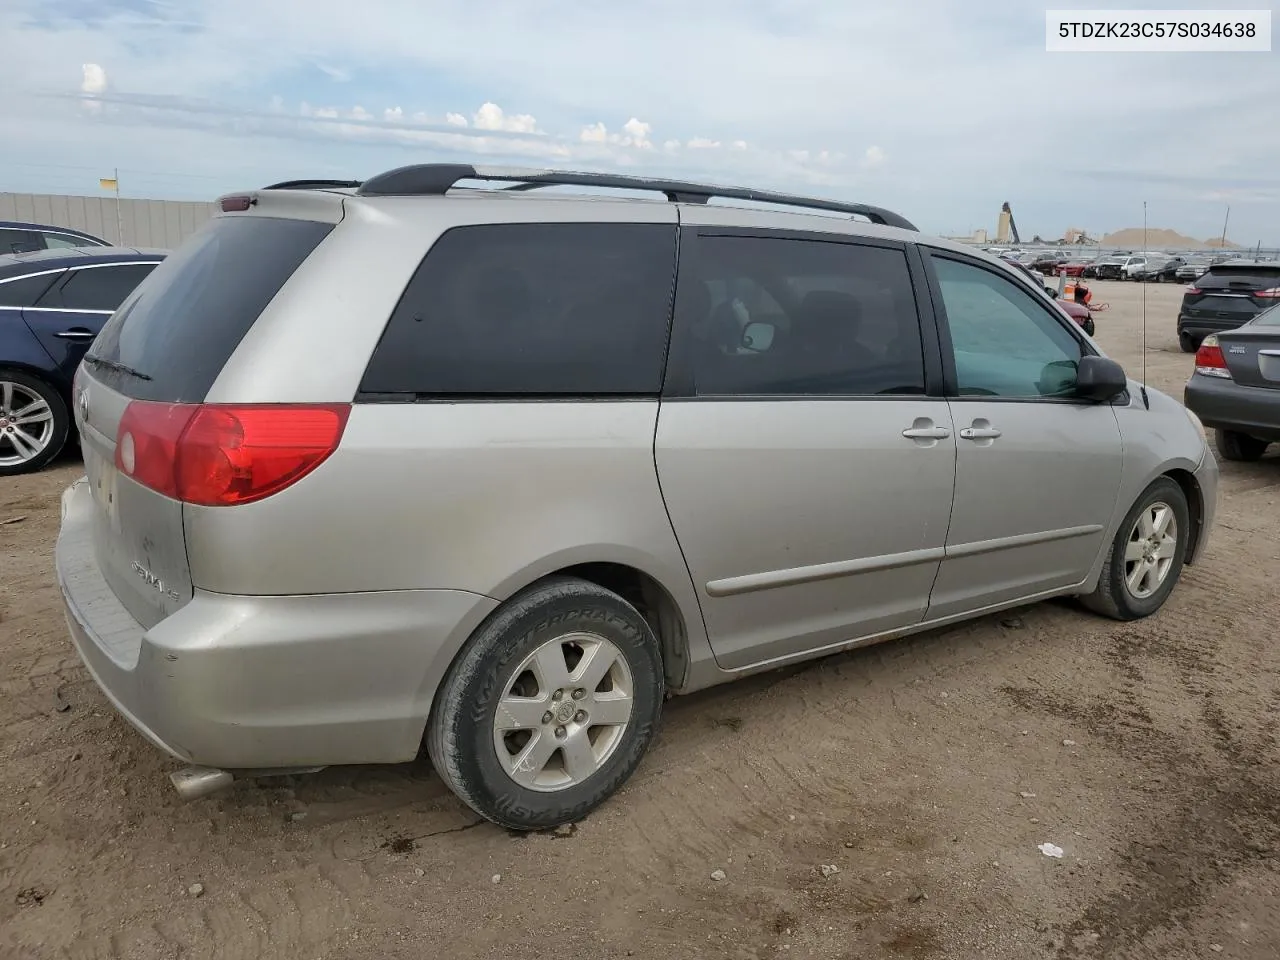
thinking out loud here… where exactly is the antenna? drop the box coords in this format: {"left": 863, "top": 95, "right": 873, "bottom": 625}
{"left": 1140, "top": 202, "right": 1150, "bottom": 409}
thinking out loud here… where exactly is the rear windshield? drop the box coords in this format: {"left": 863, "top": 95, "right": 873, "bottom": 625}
{"left": 1254, "top": 304, "right": 1280, "bottom": 327}
{"left": 87, "top": 216, "right": 334, "bottom": 402}
{"left": 1199, "top": 263, "right": 1280, "bottom": 287}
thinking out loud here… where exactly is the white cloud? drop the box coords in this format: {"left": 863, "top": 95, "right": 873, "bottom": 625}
{"left": 445, "top": 112, "right": 467, "bottom": 127}
{"left": 384, "top": 106, "right": 403, "bottom": 121}
{"left": 5, "top": 2, "right": 1279, "bottom": 241}
{"left": 580, "top": 122, "right": 608, "bottom": 143}
{"left": 688, "top": 138, "right": 720, "bottom": 150}
{"left": 81, "top": 63, "right": 108, "bottom": 95}
{"left": 622, "top": 117, "right": 652, "bottom": 149}
{"left": 316, "top": 63, "right": 351, "bottom": 82}
{"left": 473, "top": 101, "right": 537, "bottom": 133}
{"left": 349, "top": 105, "right": 371, "bottom": 121}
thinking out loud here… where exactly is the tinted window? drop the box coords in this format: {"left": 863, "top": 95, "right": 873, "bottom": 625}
{"left": 0, "top": 272, "right": 61, "bottom": 308}
{"left": 89, "top": 216, "right": 333, "bottom": 402}
{"left": 679, "top": 235, "right": 925, "bottom": 396}
{"left": 0, "top": 229, "right": 38, "bottom": 255}
{"left": 933, "top": 256, "right": 1083, "bottom": 399}
{"left": 39, "top": 264, "right": 156, "bottom": 311}
{"left": 42, "top": 233, "right": 93, "bottom": 250}
{"left": 360, "top": 223, "right": 678, "bottom": 396}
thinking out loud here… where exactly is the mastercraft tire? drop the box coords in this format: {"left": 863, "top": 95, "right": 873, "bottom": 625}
{"left": 0, "top": 369, "right": 70, "bottom": 476}
{"left": 1081, "top": 477, "right": 1190, "bottom": 621}
{"left": 427, "top": 576, "right": 664, "bottom": 831}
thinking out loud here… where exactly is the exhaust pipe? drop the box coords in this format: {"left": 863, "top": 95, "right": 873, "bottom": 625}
{"left": 170, "top": 765, "right": 234, "bottom": 801}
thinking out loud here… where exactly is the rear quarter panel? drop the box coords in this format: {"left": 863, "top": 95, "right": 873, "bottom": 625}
{"left": 182, "top": 401, "right": 712, "bottom": 654}
{"left": 0, "top": 307, "right": 62, "bottom": 386}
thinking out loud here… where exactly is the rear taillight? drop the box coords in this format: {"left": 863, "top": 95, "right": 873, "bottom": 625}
{"left": 115, "top": 402, "right": 349, "bottom": 506}
{"left": 1185, "top": 285, "right": 1201, "bottom": 294}
{"left": 1255, "top": 286, "right": 1280, "bottom": 299}
{"left": 1193, "top": 335, "right": 1232, "bottom": 380}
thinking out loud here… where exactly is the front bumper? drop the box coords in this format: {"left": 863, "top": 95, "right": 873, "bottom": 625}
{"left": 1190, "top": 437, "right": 1220, "bottom": 565}
{"left": 56, "top": 479, "right": 498, "bottom": 770}
{"left": 1184, "top": 374, "right": 1280, "bottom": 443}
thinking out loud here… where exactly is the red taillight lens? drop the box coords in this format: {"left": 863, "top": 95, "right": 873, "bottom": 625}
{"left": 116, "top": 402, "right": 349, "bottom": 506}
{"left": 1193, "top": 335, "right": 1232, "bottom": 380}
{"left": 1185, "top": 285, "right": 1201, "bottom": 294}
{"left": 1254, "top": 286, "right": 1280, "bottom": 299}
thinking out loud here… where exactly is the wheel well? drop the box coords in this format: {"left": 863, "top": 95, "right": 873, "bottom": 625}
{"left": 557, "top": 562, "right": 689, "bottom": 691}
{"left": 1164, "top": 468, "right": 1203, "bottom": 564}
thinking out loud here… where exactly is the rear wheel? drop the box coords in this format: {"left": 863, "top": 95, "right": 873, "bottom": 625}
{"left": 0, "top": 370, "right": 69, "bottom": 476}
{"left": 427, "top": 576, "right": 664, "bottom": 831}
{"left": 1178, "top": 332, "right": 1200, "bottom": 354}
{"left": 1082, "top": 317, "right": 1096, "bottom": 337}
{"left": 1216, "top": 429, "right": 1270, "bottom": 462}
{"left": 1081, "top": 477, "right": 1190, "bottom": 621}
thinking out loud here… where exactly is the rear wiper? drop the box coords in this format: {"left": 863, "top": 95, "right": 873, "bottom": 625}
{"left": 82, "top": 355, "right": 152, "bottom": 381}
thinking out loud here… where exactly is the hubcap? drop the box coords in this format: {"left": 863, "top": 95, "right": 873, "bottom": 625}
{"left": 492, "top": 632, "right": 634, "bottom": 793}
{"left": 1124, "top": 501, "right": 1179, "bottom": 600}
{"left": 0, "top": 381, "right": 55, "bottom": 467}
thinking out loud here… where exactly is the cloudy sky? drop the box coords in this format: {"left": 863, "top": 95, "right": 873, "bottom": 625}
{"left": 2, "top": 0, "right": 1278, "bottom": 244}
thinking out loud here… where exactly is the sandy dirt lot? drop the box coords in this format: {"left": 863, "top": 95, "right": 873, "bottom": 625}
{"left": 2, "top": 279, "right": 1278, "bottom": 960}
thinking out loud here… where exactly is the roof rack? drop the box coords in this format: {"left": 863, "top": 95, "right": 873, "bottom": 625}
{"left": 354, "top": 163, "right": 917, "bottom": 231}
{"left": 263, "top": 178, "right": 363, "bottom": 191}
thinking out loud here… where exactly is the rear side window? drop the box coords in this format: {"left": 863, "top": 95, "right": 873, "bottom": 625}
{"left": 37, "top": 264, "right": 156, "bottom": 311}
{"left": 0, "top": 272, "right": 61, "bottom": 308}
{"left": 359, "top": 223, "right": 678, "bottom": 397}
{"left": 0, "top": 229, "right": 38, "bottom": 255}
{"left": 677, "top": 235, "right": 925, "bottom": 397}
{"left": 89, "top": 216, "right": 334, "bottom": 402}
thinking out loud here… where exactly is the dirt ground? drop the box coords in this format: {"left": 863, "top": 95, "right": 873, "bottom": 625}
{"left": 2, "top": 279, "right": 1278, "bottom": 960}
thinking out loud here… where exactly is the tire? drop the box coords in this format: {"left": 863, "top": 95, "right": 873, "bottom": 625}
{"left": 427, "top": 576, "right": 664, "bottom": 831}
{"left": 1083, "top": 318, "right": 1096, "bottom": 337}
{"left": 1215, "top": 429, "right": 1270, "bottom": 462}
{"left": 1179, "top": 332, "right": 1199, "bottom": 354}
{"left": 1081, "top": 477, "right": 1190, "bottom": 621}
{"left": 0, "top": 369, "right": 70, "bottom": 476}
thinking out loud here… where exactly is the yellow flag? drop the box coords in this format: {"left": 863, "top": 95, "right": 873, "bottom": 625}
{"left": 99, "top": 177, "right": 118, "bottom": 190}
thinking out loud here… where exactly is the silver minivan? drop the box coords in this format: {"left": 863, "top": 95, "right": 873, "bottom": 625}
{"left": 56, "top": 164, "right": 1218, "bottom": 830}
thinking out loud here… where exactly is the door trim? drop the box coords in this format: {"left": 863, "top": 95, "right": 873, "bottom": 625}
{"left": 944, "top": 523, "right": 1104, "bottom": 560}
{"left": 705, "top": 543, "right": 948, "bottom": 597}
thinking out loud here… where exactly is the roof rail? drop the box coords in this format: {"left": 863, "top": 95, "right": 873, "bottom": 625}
{"left": 355, "top": 163, "right": 918, "bottom": 231}
{"left": 263, "top": 178, "right": 363, "bottom": 191}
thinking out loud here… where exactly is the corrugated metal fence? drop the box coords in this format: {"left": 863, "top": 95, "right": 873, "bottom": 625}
{"left": 0, "top": 192, "right": 216, "bottom": 250}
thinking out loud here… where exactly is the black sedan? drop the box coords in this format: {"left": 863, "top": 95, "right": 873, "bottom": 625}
{"left": 1184, "top": 303, "right": 1280, "bottom": 461}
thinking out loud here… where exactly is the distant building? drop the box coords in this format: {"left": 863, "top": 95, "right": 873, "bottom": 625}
{"left": 0, "top": 192, "right": 215, "bottom": 249}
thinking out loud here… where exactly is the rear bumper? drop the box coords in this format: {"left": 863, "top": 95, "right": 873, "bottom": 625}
{"left": 1178, "top": 314, "right": 1257, "bottom": 338}
{"left": 56, "top": 479, "right": 498, "bottom": 770}
{"left": 1184, "top": 374, "right": 1280, "bottom": 443}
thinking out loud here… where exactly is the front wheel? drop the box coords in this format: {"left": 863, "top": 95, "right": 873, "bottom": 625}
{"left": 427, "top": 577, "right": 664, "bottom": 831}
{"left": 1081, "top": 477, "right": 1190, "bottom": 621}
{"left": 1179, "top": 332, "right": 1200, "bottom": 354}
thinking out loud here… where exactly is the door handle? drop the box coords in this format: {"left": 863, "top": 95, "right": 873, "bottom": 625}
{"left": 959, "top": 426, "right": 1002, "bottom": 440}
{"left": 902, "top": 426, "right": 951, "bottom": 440}
{"left": 53, "top": 328, "right": 96, "bottom": 341}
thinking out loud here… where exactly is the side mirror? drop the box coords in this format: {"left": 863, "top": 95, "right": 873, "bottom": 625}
{"left": 1075, "top": 354, "right": 1128, "bottom": 402}
{"left": 741, "top": 321, "right": 775, "bottom": 352}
